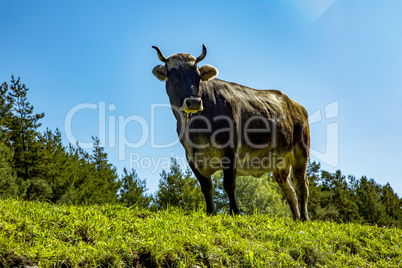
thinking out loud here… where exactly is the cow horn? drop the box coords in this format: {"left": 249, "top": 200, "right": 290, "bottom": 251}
{"left": 152, "top": 46, "right": 167, "bottom": 63}
{"left": 196, "top": 44, "right": 207, "bottom": 63}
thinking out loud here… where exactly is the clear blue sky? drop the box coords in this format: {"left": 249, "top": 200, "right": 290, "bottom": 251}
{"left": 1, "top": 0, "right": 401, "bottom": 196}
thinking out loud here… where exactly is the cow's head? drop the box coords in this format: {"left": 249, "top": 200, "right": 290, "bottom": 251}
{"left": 152, "top": 45, "right": 218, "bottom": 114}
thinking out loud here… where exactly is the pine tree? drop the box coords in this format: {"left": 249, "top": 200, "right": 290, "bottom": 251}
{"left": 119, "top": 168, "right": 151, "bottom": 208}
{"left": 0, "top": 81, "right": 13, "bottom": 138}
{"left": 66, "top": 138, "right": 121, "bottom": 204}
{"left": 156, "top": 159, "right": 186, "bottom": 209}
{"left": 0, "top": 81, "right": 17, "bottom": 197}
{"left": 355, "top": 177, "right": 386, "bottom": 225}
{"left": 56, "top": 143, "right": 92, "bottom": 204}
{"left": 52, "top": 139, "right": 120, "bottom": 205}
{"left": 320, "top": 170, "right": 360, "bottom": 223}
{"left": 155, "top": 158, "right": 203, "bottom": 210}
{"left": 181, "top": 167, "right": 204, "bottom": 211}
{"left": 90, "top": 137, "right": 121, "bottom": 204}
{"left": 306, "top": 162, "right": 402, "bottom": 226}
{"left": 5, "top": 76, "right": 45, "bottom": 199}
{"left": 306, "top": 161, "right": 328, "bottom": 219}
{"left": 38, "top": 128, "right": 72, "bottom": 203}
{"left": 0, "top": 139, "right": 18, "bottom": 197}
{"left": 380, "top": 183, "right": 402, "bottom": 227}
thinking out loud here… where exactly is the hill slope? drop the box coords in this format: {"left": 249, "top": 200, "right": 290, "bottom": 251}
{"left": 0, "top": 199, "right": 400, "bottom": 267}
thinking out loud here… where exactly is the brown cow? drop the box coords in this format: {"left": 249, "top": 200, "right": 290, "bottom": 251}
{"left": 152, "top": 45, "right": 310, "bottom": 220}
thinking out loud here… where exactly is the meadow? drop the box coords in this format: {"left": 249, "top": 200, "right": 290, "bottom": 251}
{"left": 0, "top": 199, "right": 400, "bottom": 267}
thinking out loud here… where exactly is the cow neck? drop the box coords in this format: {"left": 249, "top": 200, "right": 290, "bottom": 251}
{"left": 184, "top": 112, "right": 192, "bottom": 124}
{"left": 179, "top": 112, "right": 196, "bottom": 128}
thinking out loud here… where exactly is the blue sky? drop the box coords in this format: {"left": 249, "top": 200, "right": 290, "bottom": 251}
{"left": 1, "top": 0, "right": 401, "bottom": 196}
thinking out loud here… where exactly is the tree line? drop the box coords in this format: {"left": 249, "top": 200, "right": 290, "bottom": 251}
{"left": 1, "top": 76, "right": 401, "bottom": 227}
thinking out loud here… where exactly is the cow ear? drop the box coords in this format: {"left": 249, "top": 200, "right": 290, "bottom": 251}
{"left": 152, "top": 65, "right": 168, "bottom": 81}
{"left": 199, "top": 65, "right": 218, "bottom": 81}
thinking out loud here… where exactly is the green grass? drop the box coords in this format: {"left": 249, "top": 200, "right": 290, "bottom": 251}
{"left": 0, "top": 199, "right": 401, "bottom": 267}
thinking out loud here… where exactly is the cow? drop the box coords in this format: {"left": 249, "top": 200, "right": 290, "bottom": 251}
{"left": 152, "top": 44, "right": 310, "bottom": 220}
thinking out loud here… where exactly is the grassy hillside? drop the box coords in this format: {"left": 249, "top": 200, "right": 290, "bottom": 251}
{"left": 0, "top": 199, "right": 400, "bottom": 267}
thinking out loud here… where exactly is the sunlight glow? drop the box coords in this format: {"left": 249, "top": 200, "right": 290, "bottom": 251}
{"left": 282, "top": 0, "right": 337, "bottom": 24}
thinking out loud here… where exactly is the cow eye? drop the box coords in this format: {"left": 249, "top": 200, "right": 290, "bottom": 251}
{"left": 170, "top": 77, "right": 179, "bottom": 84}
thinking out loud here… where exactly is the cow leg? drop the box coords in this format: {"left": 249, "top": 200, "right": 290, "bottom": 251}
{"left": 273, "top": 164, "right": 300, "bottom": 220}
{"left": 189, "top": 162, "right": 215, "bottom": 215}
{"left": 222, "top": 153, "right": 240, "bottom": 215}
{"left": 292, "top": 144, "right": 310, "bottom": 221}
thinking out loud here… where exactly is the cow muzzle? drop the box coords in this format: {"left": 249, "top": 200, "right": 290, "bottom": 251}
{"left": 180, "top": 97, "right": 203, "bottom": 114}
